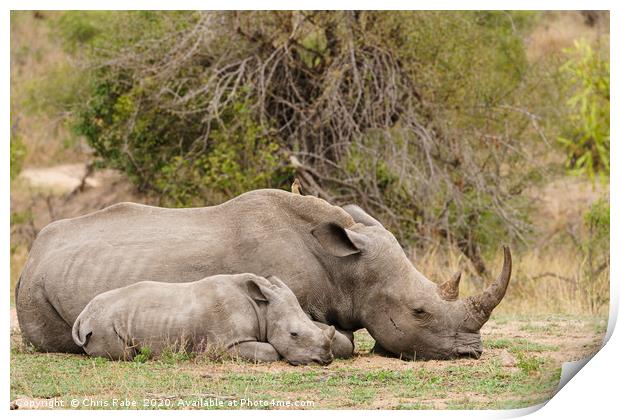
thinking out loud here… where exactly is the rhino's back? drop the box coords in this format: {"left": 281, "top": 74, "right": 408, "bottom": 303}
{"left": 33, "top": 189, "right": 352, "bottom": 247}
{"left": 35, "top": 201, "right": 211, "bottom": 248}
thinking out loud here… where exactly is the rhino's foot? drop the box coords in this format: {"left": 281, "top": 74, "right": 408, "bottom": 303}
{"left": 228, "top": 341, "right": 281, "bottom": 363}
{"left": 313, "top": 321, "right": 354, "bottom": 359}
{"left": 332, "top": 332, "right": 354, "bottom": 359}
{"left": 371, "top": 342, "right": 397, "bottom": 358}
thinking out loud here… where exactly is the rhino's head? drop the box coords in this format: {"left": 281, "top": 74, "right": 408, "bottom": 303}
{"left": 248, "top": 275, "right": 335, "bottom": 366}
{"left": 312, "top": 205, "right": 512, "bottom": 361}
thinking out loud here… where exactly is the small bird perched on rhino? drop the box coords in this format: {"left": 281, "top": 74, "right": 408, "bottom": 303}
{"left": 291, "top": 178, "right": 303, "bottom": 195}
{"left": 71, "top": 273, "right": 336, "bottom": 365}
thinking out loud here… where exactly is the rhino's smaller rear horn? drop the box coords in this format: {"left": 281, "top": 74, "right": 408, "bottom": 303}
{"left": 439, "top": 271, "right": 461, "bottom": 301}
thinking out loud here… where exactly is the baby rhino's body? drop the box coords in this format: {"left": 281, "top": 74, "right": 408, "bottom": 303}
{"left": 72, "top": 274, "right": 335, "bottom": 365}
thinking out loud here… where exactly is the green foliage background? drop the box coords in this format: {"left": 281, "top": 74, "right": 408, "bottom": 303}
{"left": 559, "top": 40, "right": 610, "bottom": 179}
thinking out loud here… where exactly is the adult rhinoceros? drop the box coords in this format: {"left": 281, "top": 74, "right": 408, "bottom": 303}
{"left": 16, "top": 189, "right": 511, "bottom": 360}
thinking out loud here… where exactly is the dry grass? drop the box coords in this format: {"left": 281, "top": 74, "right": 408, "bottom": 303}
{"left": 413, "top": 244, "right": 608, "bottom": 317}
{"left": 525, "top": 11, "right": 609, "bottom": 63}
{"left": 9, "top": 245, "right": 28, "bottom": 306}
{"left": 412, "top": 174, "right": 609, "bottom": 317}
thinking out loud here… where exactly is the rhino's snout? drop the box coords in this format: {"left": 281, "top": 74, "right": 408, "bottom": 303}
{"left": 453, "top": 332, "right": 483, "bottom": 359}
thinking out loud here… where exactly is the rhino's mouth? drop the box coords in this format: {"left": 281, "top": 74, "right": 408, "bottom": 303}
{"left": 312, "top": 356, "right": 334, "bottom": 365}
{"left": 452, "top": 332, "right": 483, "bottom": 359}
{"left": 288, "top": 355, "right": 334, "bottom": 366}
{"left": 453, "top": 345, "right": 482, "bottom": 359}
{"left": 397, "top": 349, "right": 481, "bottom": 361}
{"left": 377, "top": 344, "right": 482, "bottom": 361}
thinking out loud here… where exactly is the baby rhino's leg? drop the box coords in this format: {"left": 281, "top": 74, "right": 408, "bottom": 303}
{"left": 313, "top": 321, "right": 354, "bottom": 359}
{"left": 228, "top": 341, "right": 281, "bottom": 362}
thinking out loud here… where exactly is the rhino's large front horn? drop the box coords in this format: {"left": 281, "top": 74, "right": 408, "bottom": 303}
{"left": 464, "top": 246, "right": 512, "bottom": 329}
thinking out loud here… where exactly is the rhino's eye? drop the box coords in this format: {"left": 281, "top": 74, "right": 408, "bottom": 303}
{"left": 412, "top": 308, "right": 432, "bottom": 323}
{"left": 290, "top": 332, "right": 298, "bottom": 338}
{"left": 412, "top": 308, "right": 427, "bottom": 317}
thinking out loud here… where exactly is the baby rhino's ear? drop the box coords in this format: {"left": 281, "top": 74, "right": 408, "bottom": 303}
{"left": 324, "top": 325, "right": 336, "bottom": 341}
{"left": 266, "top": 275, "right": 292, "bottom": 291}
{"left": 246, "top": 278, "right": 276, "bottom": 303}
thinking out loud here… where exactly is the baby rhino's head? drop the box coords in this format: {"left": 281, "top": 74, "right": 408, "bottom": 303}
{"left": 249, "top": 275, "right": 335, "bottom": 366}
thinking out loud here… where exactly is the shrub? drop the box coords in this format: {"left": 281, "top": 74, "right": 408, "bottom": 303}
{"left": 559, "top": 39, "right": 610, "bottom": 179}
{"left": 53, "top": 11, "right": 112, "bottom": 50}
{"left": 62, "top": 12, "right": 558, "bottom": 268}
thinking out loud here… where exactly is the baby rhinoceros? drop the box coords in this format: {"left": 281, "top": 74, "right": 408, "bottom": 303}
{"left": 71, "top": 273, "right": 335, "bottom": 365}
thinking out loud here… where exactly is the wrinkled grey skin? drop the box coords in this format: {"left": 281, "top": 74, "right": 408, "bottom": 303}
{"left": 72, "top": 274, "right": 335, "bottom": 365}
{"left": 17, "top": 189, "right": 511, "bottom": 360}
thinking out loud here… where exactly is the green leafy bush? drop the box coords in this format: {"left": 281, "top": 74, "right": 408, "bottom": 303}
{"left": 57, "top": 12, "right": 564, "bottom": 266}
{"left": 53, "top": 11, "right": 112, "bottom": 50}
{"left": 559, "top": 40, "right": 610, "bottom": 179}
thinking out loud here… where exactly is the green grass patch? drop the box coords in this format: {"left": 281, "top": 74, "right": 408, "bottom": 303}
{"left": 13, "top": 314, "right": 598, "bottom": 409}
{"left": 353, "top": 330, "right": 375, "bottom": 353}
{"left": 395, "top": 401, "right": 435, "bottom": 409}
{"left": 515, "top": 352, "right": 544, "bottom": 375}
{"left": 10, "top": 347, "right": 563, "bottom": 409}
{"left": 133, "top": 346, "right": 153, "bottom": 363}
{"left": 483, "top": 338, "right": 559, "bottom": 352}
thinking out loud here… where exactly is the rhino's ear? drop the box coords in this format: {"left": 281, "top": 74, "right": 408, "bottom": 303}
{"left": 341, "top": 204, "right": 385, "bottom": 228}
{"left": 266, "top": 275, "right": 289, "bottom": 290}
{"left": 246, "top": 278, "right": 276, "bottom": 303}
{"left": 311, "top": 223, "right": 369, "bottom": 257}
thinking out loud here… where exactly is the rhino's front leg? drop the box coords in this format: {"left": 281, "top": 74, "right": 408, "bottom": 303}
{"left": 312, "top": 321, "right": 354, "bottom": 359}
{"left": 228, "top": 341, "right": 281, "bottom": 362}
{"left": 371, "top": 341, "right": 395, "bottom": 357}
